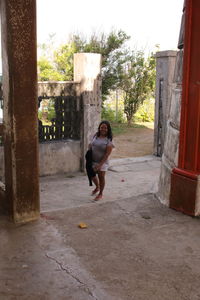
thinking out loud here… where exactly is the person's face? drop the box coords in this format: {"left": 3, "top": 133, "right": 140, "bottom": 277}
{"left": 99, "top": 123, "right": 108, "bottom": 136}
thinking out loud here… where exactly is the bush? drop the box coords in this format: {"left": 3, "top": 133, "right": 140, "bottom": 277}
{"left": 134, "top": 99, "right": 154, "bottom": 122}
{"left": 101, "top": 107, "right": 125, "bottom": 123}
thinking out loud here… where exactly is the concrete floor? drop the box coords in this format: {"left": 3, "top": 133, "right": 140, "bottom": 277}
{"left": 1, "top": 155, "right": 200, "bottom": 300}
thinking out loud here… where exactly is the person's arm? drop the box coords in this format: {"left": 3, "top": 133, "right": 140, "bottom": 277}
{"left": 94, "top": 144, "right": 113, "bottom": 171}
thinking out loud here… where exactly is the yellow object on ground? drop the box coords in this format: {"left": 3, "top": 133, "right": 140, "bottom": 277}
{"left": 78, "top": 222, "right": 88, "bottom": 229}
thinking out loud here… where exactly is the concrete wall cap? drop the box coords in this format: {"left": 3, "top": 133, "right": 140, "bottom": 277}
{"left": 74, "top": 53, "right": 101, "bottom": 57}
{"left": 38, "top": 81, "right": 79, "bottom": 84}
{"left": 155, "top": 50, "right": 177, "bottom": 58}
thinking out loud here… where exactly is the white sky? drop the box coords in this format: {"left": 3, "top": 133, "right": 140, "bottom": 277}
{"left": 37, "top": 0, "right": 184, "bottom": 53}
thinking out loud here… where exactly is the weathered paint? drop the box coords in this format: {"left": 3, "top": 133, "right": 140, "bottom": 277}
{"left": 39, "top": 140, "right": 81, "bottom": 176}
{"left": 154, "top": 51, "right": 177, "bottom": 156}
{"left": 170, "top": 0, "right": 200, "bottom": 215}
{"left": 0, "top": 0, "right": 39, "bottom": 223}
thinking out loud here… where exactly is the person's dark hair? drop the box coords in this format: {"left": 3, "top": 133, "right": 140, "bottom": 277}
{"left": 96, "top": 120, "right": 113, "bottom": 141}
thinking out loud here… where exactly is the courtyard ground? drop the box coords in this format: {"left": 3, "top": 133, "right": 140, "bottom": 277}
{"left": 110, "top": 122, "right": 154, "bottom": 159}
{"left": 1, "top": 125, "right": 200, "bottom": 299}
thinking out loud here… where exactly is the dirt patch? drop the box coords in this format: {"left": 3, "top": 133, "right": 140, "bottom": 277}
{"left": 110, "top": 124, "right": 154, "bottom": 159}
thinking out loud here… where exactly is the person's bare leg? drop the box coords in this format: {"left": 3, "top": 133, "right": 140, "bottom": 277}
{"left": 94, "top": 171, "right": 105, "bottom": 200}
{"left": 91, "top": 176, "right": 99, "bottom": 194}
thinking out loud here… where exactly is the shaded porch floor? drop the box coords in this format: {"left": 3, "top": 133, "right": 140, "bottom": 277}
{"left": 1, "top": 155, "right": 200, "bottom": 299}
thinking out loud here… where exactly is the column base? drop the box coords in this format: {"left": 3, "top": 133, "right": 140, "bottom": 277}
{"left": 170, "top": 168, "right": 199, "bottom": 216}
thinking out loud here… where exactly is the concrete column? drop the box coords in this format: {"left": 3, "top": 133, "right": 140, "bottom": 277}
{"left": 154, "top": 51, "right": 177, "bottom": 156}
{"left": 0, "top": 0, "right": 39, "bottom": 222}
{"left": 74, "top": 53, "right": 102, "bottom": 169}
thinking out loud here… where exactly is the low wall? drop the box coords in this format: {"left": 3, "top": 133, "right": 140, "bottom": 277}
{"left": 0, "top": 140, "right": 81, "bottom": 179}
{"left": 38, "top": 81, "right": 80, "bottom": 97}
{"left": 0, "top": 54, "right": 101, "bottom": 181}
{"left": 39, "top": 140, "right": 81, "bottom": 176}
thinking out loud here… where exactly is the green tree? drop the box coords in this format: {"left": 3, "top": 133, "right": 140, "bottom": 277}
{"left": 38, "top": 57, "right": 63, "bottom": 81}
{"left": 53, "top": 42, "right": 79, "bottom": 81}
{"left": 119, "top": 51, "right": 156, "bottom": 124}
{"left": 70, "top": 31, "right": 130, "bottom": 100}
{"left": 37, "top": 32, "right": 156, "bottom": 119}
{"left": 37, "top": 34, "right": 64, "bottom": 81}
{"left": 38, "top": 30, "right": 130, "bottom": 100}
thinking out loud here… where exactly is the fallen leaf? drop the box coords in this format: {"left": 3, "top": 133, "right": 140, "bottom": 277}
{"left": 78, "top": 222, "right": 88, "bottom": 229}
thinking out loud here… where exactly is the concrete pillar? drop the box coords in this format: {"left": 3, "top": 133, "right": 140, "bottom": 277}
{"left": 154, "top": 51, "right": 177, "bottom": 156}
{"left": 156, "top": 3, "right": 184, "bottom": 208}
{"left": 170, "top": 0, "right": 200, "bottom": 216}
{"left": 74, "top": 53, "right": 102, "bottom": 169}
{"left": 0, "top": 0, "right": 39, "bottom": 223}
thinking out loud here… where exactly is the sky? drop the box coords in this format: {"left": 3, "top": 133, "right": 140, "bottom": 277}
{"left": 37, "top": 0, "right": 184, "bottom": 54}
{"left": 0, "top": 0, "right": 183, "bottom": 118}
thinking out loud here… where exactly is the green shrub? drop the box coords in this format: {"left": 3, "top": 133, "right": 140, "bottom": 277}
{"left": 134, "top": 99, "right": 154, "bottom": 122}
{"left": 101, "top": 107, "right": 125, "bottom": 123}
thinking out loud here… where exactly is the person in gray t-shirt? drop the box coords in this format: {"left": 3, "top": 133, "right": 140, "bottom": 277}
{"left": 89, "top": 120, "right": 114, "bottom": 201}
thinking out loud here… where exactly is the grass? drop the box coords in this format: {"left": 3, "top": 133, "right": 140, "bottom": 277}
{"left": 111, "top": 122, "right": 154, "bottom": 136}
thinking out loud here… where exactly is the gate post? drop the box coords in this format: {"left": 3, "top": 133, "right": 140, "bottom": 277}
{"left": 74, "top": 53, "right": 102, "bottom": 170}
{"left": 154, "top": 51, "right": 177, "bottom": 157}
{"left": 0, "top": 0, "right": 40, "bottom": 222}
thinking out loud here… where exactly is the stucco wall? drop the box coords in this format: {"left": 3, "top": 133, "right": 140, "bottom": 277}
{"left": 39, "top": 140, "right": 81, "bottom": 176}
{"left": 38, "top": 81, "right": 80, "bottom": 97}
{"left": 74, "top": 53, "right": 102, "bottom": 169}
{"left": 37, "top": 81, "right": 82, "bottom": 176}
{"left": 0, "top": 53, "right": 102, "bottom": 180}
{"left": 157, "top": 50, "right": 183, "bottom": 206}
{"left": 0, "top": 140, "right": 81, "bottom": 179}
{"left": 154, "top": 50, "right": 177, "bottom": 156}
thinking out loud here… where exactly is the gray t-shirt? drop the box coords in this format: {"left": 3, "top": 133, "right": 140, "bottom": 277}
{"left": 91, "top": 136, "right": 113, "bottom": 164}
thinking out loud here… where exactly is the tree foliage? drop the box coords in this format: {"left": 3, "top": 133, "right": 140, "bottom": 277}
{"left": 53, "top": 42, "right": 79, "bottom": 81}
{"left": 38, "top": 57, "right": 64, "bottom": 81}
{"left": 38, "top": 30, "right": 130, "bottom": 99}
{"left": 58, "top": 30, "right": 130, "bottom": 99}
{"left": 119, "top": 51, "right": 156, "bottom": 123}
{"left": 37, "top": 31, "right": 156, "bottom": 121}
